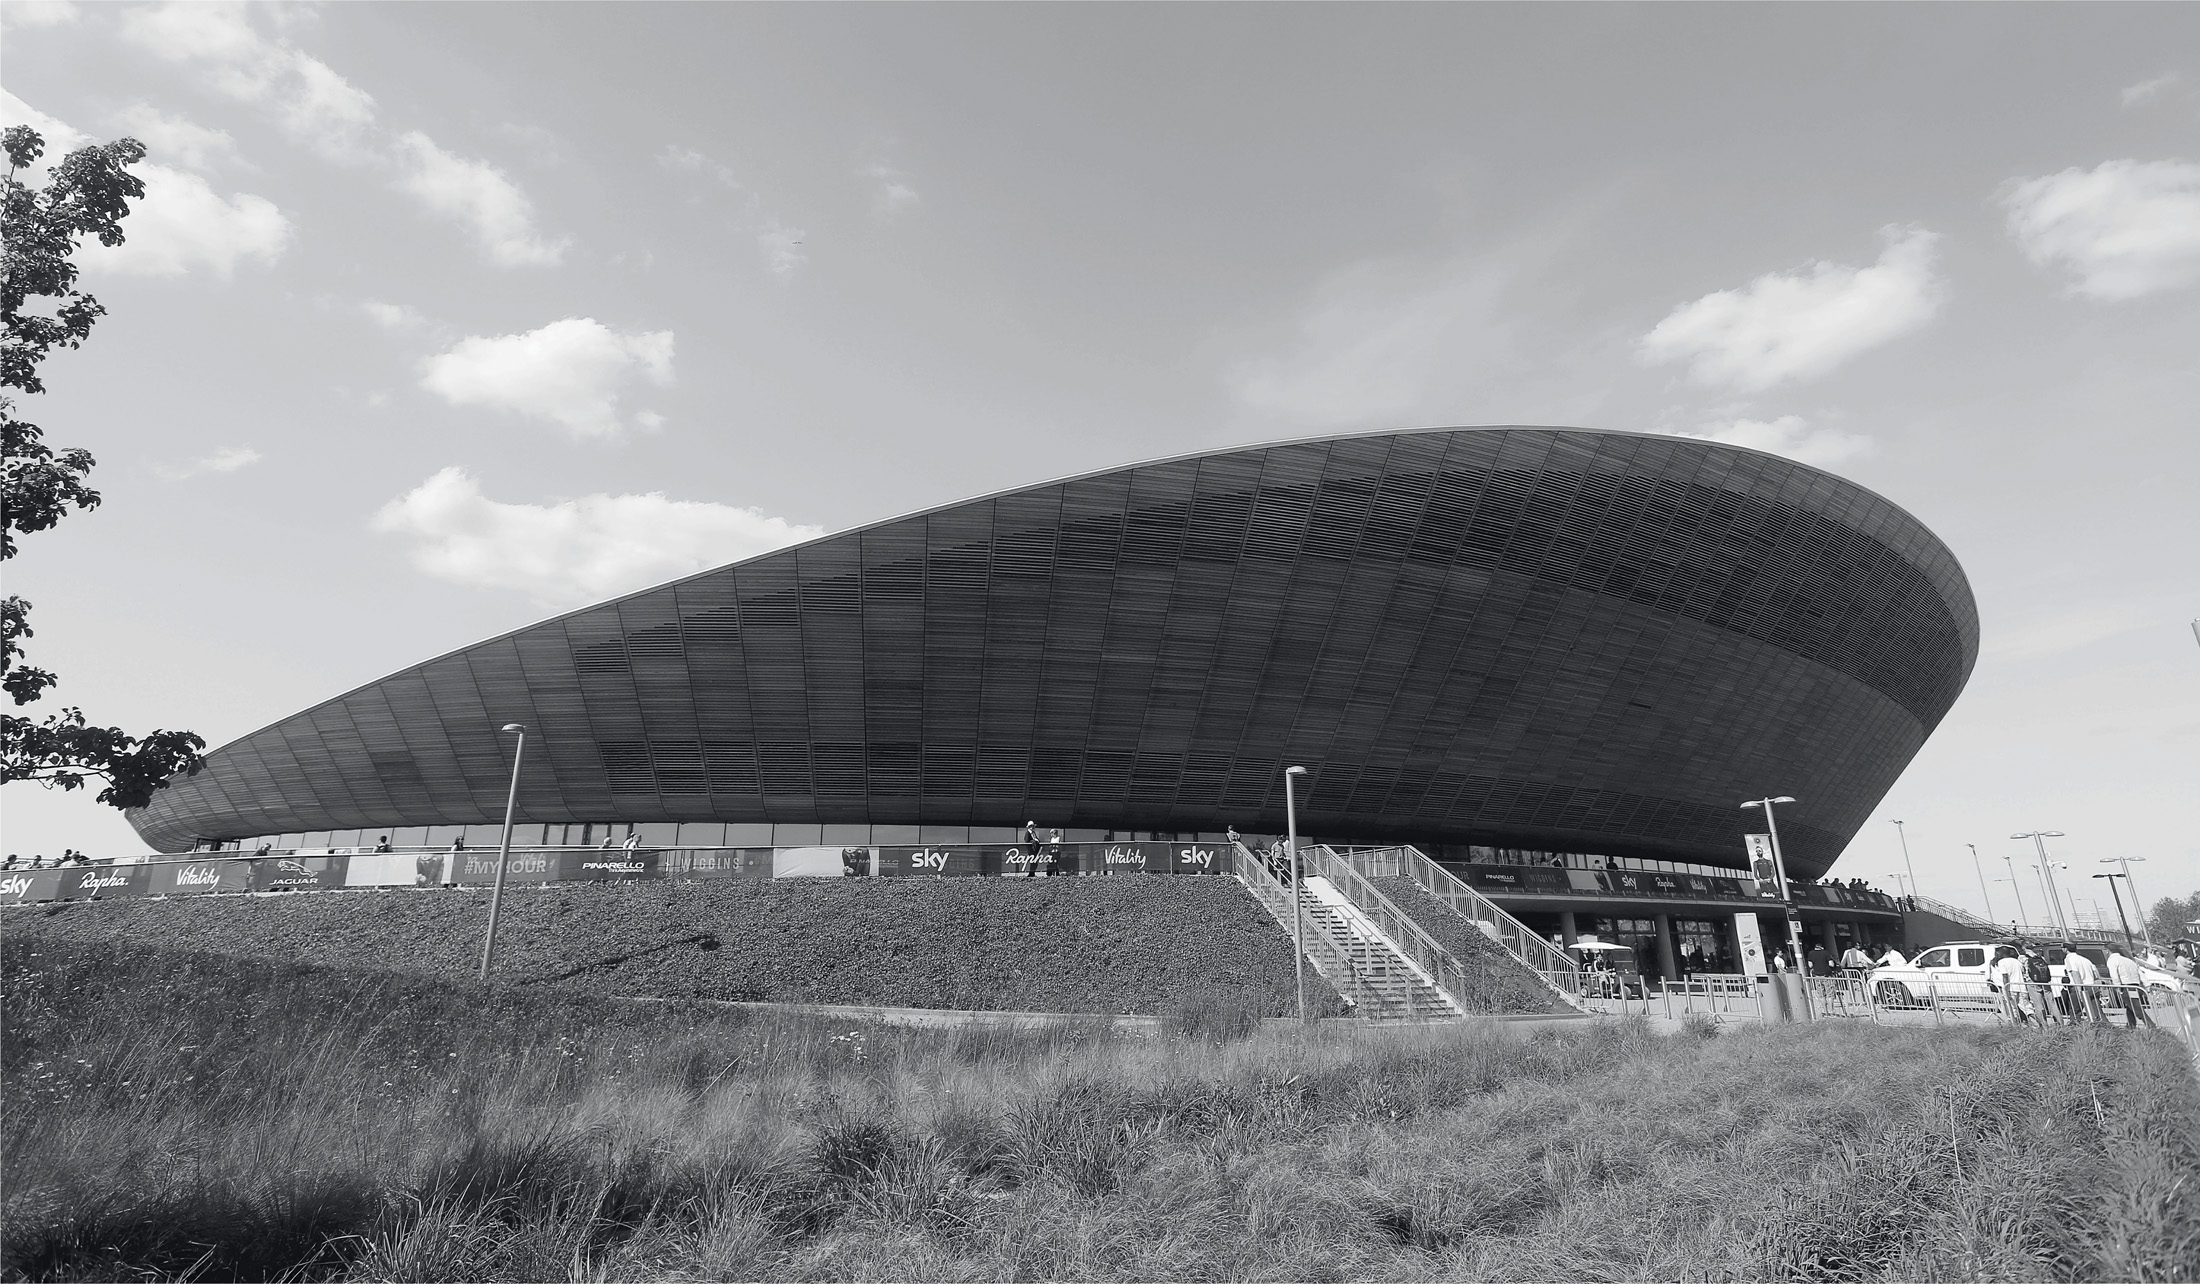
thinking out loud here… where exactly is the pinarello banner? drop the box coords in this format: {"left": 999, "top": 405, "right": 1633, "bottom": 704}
{"left": 148, "top": 860, "right": 254, "bottom": 896}
{"left": 565, "top": 851, "right": 661, "bottom": 881}
{"left": 0, "top": 870, "right": 65, "bottom": 905}
{"left": 252, "top": 856, "right": 348, "bottom": 892}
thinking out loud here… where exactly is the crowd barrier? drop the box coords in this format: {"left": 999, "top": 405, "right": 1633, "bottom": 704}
{"left": 0, "top": 840, "right": 1233, "bottom": 908}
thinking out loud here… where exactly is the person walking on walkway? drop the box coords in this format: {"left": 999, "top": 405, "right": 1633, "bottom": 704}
{"left": 2061, "top": 947, "right": 2104, "bottom": 1023}
{"left": 2105, "top": 948, "right": 2156, "bottom": 1029}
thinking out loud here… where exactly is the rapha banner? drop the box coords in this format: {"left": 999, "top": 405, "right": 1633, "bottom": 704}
{"left": 60, "top": 865, "right": 152, "bottom": 899}
{"left": 1733, "top": 912, "right": 1770, "bottom": 977}
{"left": 253, "top": 856, "right": 347, "bottom": 892}
{"left": 999, "top": 844, "right": 1060, "bottom": 876}
{"left": 0, "top": 870, "right": 64, "bottom": 906}
{"left": 148, "top": 860, "right": 253, "bottom": 896}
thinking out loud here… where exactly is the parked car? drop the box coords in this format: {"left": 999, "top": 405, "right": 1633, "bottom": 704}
{"left": 1868, "top": 941, "right": 2013, "bottom": 1008}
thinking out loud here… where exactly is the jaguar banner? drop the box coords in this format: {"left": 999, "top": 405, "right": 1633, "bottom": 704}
{"left": 252, "top": 856, "right": 348, "bottom": 892}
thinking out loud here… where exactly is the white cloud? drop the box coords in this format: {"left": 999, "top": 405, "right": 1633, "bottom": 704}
{"left": 860, "top": 161, "right": 919, "bottom": 216}
{"left": 120, "top": 1, "right": 377, "bottom": 161}
{"left": 0, "top": 0, "right": 77, "bottom": 30}
{"left": 2001, "top": 159, "right": 2200, "bottom": 301}
{"left": 392, "top": 132, "right": 568, "bottom": 268}
{"left": 1670, "top": 415, "right": 1874, "bottom": 469}
{"left": 75, "top": 161, "right": 290, "bottom": 277}
{"left": 2, "top": 93, "right": 288, "bottom": 277}
{"left": 2120, "top": 73, "right": 2180, "bottom": 108}
{"left": 113, "top": 103, "right": 239, "bottom": 172}
{"left": 361, "top": 299, "right": 429, "bottom": 332}
{"left": 371, "top": 467, "right": 822, "bottom": 605}
{"left": 1639, "top": 226, "right": 1945, "bottom": 392}
{"left": 657, "top": 143, "right": 741, "bottom": 189}
{"left": 1226, "top": 258, "right": 1518, "bottom": 423}
{"left": 758, "top": 221, "right": 808, "bottom": 278}
{"left": 420, "top": 318, "right": 673, "bottom": 439}
{"left": 154, "top": 446, "right": 262, "bottom": 480}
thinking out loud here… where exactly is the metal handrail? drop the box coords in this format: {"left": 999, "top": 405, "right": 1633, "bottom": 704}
{"left": 1336, "top": 844, "right": 1583, "bottom": 997}
{"left": 1302, "top": 846, "right": 1469, "bottom": 1016}
{"left": 1226, "top": 843, "right": 1387, "bottom": 1016}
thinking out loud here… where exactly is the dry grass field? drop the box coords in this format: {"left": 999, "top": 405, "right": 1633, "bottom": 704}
{"left": 4, "top": 935, "right": 2197, "bottom": 1283}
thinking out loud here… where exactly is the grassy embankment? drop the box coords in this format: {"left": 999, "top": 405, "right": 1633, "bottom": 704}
{"left": 1365, "top": 876, "right": 1570, "bottom": 1014}
{"left": 4, "top": 876, "right": 1368, "bottom": 1017}
{"left": 6, "top": 937, "right": 2198, "bottom": 1282}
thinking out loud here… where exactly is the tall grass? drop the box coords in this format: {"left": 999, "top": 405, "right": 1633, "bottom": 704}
{"left": 5, "top": 937, "right": 2197, "bottom": 1282}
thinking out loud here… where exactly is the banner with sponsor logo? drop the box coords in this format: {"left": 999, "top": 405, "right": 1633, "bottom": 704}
{"left": 1167, "top": 844, "right": 1226, "bottom": 874}
{"left": 1083, "top": 843, "right": 1164, "bottom": 874}
{"left": 0, "top": 870, "right": 64, "bottom": 905}
{"left": 1733, "top": 912, "right": 1769, "bottom": 977}
{"left": 252, "top": 856, "right": 347, "bottom": 892}
{"left": 148, "top": 860, "right": 254, "bottom": 896}
{"left": 879, "top": 846, "right": 991, "bottom": 877}
{"left": 448, "top": 849, "right": 562, "bottom": 885}
{"left": 567, "top": 850, "right": 662, "bottom": 882}
{"left": 60, "top": 865, "right": 152, "bottom": 900}
{"left": 660, "top": 848, "right": 777, "bottom": 880}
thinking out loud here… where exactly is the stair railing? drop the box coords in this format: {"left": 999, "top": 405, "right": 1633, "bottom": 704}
{"left": 1227, "top": 842, "right": 1383, "bottom": 1016}
{"left": 1337, "top": 845, "right": 1583, "bottom": 1000}
{"left": 1302, "top": 846, "right": 1473, "bottom": 1017}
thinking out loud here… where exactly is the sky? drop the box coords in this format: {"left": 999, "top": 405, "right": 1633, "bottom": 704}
{"left": 3, "top": 3, "right": 2195, "bottom": 927}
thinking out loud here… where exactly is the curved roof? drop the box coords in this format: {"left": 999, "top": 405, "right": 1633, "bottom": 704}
{"left": 128, "top": 426, "right": 1979, "bottom": 876}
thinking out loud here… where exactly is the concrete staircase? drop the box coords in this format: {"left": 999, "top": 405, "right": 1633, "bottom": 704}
{"left": 1298, "top": 876, "right": 1465, "bottom": 1021}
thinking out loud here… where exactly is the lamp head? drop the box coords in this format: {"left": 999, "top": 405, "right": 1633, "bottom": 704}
{"left": 1285, "top": 765, "right": 1308, "bottom": 777}
{"left": 1772, "top": 796, "right": 1795, "bottom": 804}
{"left": 501, "top": 723, "right": 526, "bottom": 733}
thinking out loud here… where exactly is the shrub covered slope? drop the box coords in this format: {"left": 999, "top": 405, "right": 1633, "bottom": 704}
{"left": 6, "top": 937, "right": 2197, "bottom": 1283}
{"left": 3, "top": 875, "right": 1343, "bottom": 1016}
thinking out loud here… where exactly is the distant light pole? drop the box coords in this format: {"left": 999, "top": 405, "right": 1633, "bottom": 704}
{"left": 2011, "top": 832, "right": 2069, "bottom": 938}
{"left": 2100, "top": 856, "right": 2153, "bottom": 950}
{"left": 1966, "top": 843, "right": 1994, "bottom": 924}
{"left": 1284, "top": 765, "right": 1310, "bottom": 1025}
{"left": 1999, "top": 852, "right": 2031, "bottom": 928}
{"left": 1891, "top": 819, "right": 1920, "bottom": 908}
{"left": 2093, "top": 871, "right": 2137, "bottom": 952}
{"left": 478, "top": 723, "right": 527, "bottom": 982}
{"left": 1740, "top": 796, "right": 1805, "bottom": 973}
{"left": 1887, "top": 871, "right": 1911, "bottom": 904}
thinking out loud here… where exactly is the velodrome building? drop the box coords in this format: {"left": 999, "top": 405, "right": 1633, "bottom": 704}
{"left": 124, "top": 426, "right": 1977, "bottom": 976}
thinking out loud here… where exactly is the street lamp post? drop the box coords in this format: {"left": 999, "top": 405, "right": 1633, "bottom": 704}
{"left": 1891, "top": 820, "right": 1920, "bottom": 910}
{"left": 2011, "top": 832, "right": 2069, "bottom": 938}
{"left": 478, "top": 723, "right": 527, "bottom": 982}
{"left": 1966, "top": 843, "right": 1995, "bottom": 925}
{"left": 1999, "top": 853, "right": 2031, "bottom": 929}
{"left": 1887, "top": 870, "right": 1911, "bottom": 904}
{"left": 1740, "top": 796, "right": 1805, "bottom": 973}
{"left": 2101, "top": 856, "right": 2153, "bottom": 950}
{"left": 1283, "top": 765, "right": 1310, "bottom": 1025}
{"left": 2093, "top": 871, "right": 2137, "bottom": 952}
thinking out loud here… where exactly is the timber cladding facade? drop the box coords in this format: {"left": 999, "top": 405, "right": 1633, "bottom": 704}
{"left": 127, "top": 426, "right": 1979, "bottom": 878}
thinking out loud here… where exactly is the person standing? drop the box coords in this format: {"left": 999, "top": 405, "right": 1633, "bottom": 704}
{"left": 373, "top": 836, "right": 393, "bottom": 853}
{"left": 622, "top": 831, "right": 642, "bottom": 856}
{"left": 1878, "top": 944, "right": 1908, "bottom": 968}
{"left": 1839, "top": 943, "right": 1873, "bottom": 975}
{"left": 1992, "top": 946, "right": 2032, "bottom": 1025}
{"left": 2061, "top": 947, "right": 2104, "bottom": 1023}
{"left": 2105, "top": 948, "right": 2156, "bottom": 1029}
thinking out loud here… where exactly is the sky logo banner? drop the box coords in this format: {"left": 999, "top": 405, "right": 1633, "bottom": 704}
{"left": 0, "top": 871, "right": 64, "bottom": 906}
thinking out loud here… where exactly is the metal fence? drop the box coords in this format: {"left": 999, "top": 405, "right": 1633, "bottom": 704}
{"left": 1332, "top": 844, "right": 1583, "bottom": 999}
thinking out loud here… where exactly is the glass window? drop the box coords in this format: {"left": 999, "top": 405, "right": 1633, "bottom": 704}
{"left": 637, "top": 823, "right": 679, "bottom": 846}
{"left": 390, "top": 827, "right": 427, "bottom": 847}
{"left": 676, "top": 823, "right": 726, "bottom": 847}
{"left": 969, "top": 826, "right": 1018, "bottom": 843}
{"left": 820, "top": 824, "right": 871, "bottom": 845}
{"left": 300, "top": 831, "right": 330, "bottom": 848}
{"left": 424, "top": 826, "right": 463, "bottom": 847}
{"left": 1956, "top": 948, "right": 1986, "bottom": 967}
{"left": 461, "top": 824, "right": 506, "bottom": 847}
{"left": 327, "top": 830, "right": 361, "bottom": 849}
{"left": 870, "top": 825, "right": 921, "bottom": 845}
{"left": 723, "top": 823, "right": 773, "bottom": 846}
{"left": 1065, "top": 829, "right": 1106, "bottom": 843}
{"left": 1916, "top": 948, "right": 1951, "bottom": 969}
{"left": 773, "top": 823, "right": 824, "bottom": 847}
{"left": 275, "top": 834, "right": 302, "bottom": 850}
{"left": 915, "top": 825, "right": 967, "bottom": 845}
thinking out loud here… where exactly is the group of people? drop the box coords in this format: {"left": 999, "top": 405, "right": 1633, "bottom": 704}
{"left": 1990, "top": 942, "right": 2157, "bottom": 1029}
{"left": 2, "top": 850, "right": 92, "bottom": 870}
